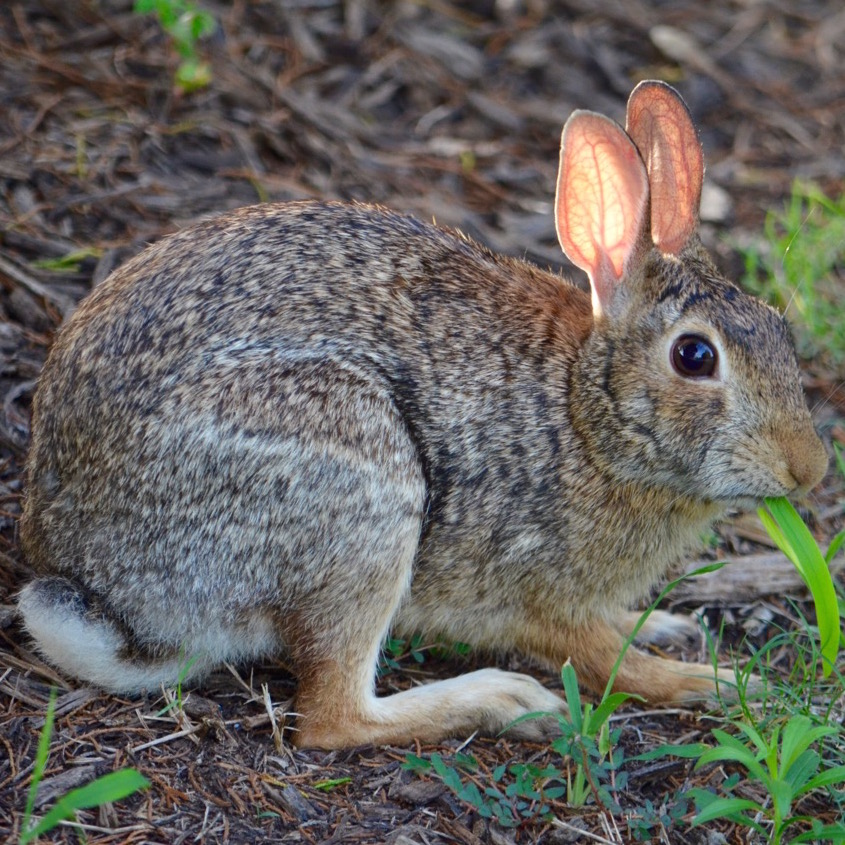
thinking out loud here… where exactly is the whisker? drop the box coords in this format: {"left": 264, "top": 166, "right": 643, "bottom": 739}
{"left": 810, "top": 378, "right": 845, "bottom": 417}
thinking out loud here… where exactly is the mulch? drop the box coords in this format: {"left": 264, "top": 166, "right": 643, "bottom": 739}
{"left": 1, "top": 1, "right": 843, "bottom": 842}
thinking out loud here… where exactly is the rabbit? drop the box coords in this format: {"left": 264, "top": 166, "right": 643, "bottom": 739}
{"left": 17, "top": 81, "right": 827, "bottom": 750}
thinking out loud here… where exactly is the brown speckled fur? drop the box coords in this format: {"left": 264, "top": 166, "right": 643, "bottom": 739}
{"left": 17, "top": 83, "right": 826, "bottom": 748}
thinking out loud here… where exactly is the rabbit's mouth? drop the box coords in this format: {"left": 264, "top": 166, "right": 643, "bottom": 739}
{"left": 727, "top": 494, "right": 772, "bottom": 512}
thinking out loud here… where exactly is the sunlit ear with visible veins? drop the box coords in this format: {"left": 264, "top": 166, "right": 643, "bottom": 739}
{"left": 555, "top": 111, "right": 650, "bottom": 320}
{"left": 625, "top": 80, "right": 704, "bottom": 256}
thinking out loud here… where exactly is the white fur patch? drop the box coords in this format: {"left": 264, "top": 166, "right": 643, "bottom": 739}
{"left": 18, "top": 583, "right": 192, "bottom": 693}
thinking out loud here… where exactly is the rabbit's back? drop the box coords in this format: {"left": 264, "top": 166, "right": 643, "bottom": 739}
{"left": 21, "top": 201, "right": 594, "bottom": 647}
{"left": 34, "top": 201, "right": 590, "bottom": 428}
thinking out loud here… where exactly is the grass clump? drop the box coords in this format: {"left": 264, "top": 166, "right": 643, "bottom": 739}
{"left": 738, "top": 182, "right": 845, "bottom": 370}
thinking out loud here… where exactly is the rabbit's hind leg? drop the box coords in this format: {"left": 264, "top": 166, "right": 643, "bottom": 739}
{"left": 617, "top": 609, "right": 703, "bottom": 650}
{"left": 289, "top": 493, "right": 568, "bottom": 751}
{"left": 272, "top": 367, "right": 565, "bottom": 749}
{"left": 282, "top": 468, "right": 569, "bottom": 748}
{"left": 17, "top": 576, "right": 202, "bottom": 692}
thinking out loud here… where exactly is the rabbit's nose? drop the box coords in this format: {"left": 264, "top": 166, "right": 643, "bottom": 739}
{"left": 780, "top": 426, "right": 828, "bottom": 495}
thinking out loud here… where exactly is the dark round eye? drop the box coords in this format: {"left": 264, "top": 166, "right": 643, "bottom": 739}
{"left": 671, "top": 334, "right": 717, "bottom": 378}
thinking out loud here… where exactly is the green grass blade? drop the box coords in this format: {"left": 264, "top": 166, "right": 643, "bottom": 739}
{"left": 761, "top": 497, "right": 840, "bottom": 675}
{"left": 25, "top": 769, "right": 150, "bottom": 839}
{"left": 825, "top": 529, "right": 845, "bottom": 565}
{"left": 21, "top": 689, "right": 58, "bottom": 843}
{"left": 603, "top": 561, "right": 726, "bottom": 699}
{"left": 759, "top": 509, "right": 797, "bottom": 565}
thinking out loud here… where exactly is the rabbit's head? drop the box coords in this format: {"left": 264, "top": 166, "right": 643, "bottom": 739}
{"left": 556, "top": 81, "right": 826, "bottom": 506}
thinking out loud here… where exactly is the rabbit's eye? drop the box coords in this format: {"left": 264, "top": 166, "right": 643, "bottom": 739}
{"left": 671, "top": 334, "right": 717, "bottom": 378}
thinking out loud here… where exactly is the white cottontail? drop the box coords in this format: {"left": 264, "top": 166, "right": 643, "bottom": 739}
{"left": 18, "top": 82, "right": 826, "bottom": 749}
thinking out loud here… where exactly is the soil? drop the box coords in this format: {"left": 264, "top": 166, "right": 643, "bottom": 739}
{"left": 1, "top": 1, "right": 843, "bottom": 843}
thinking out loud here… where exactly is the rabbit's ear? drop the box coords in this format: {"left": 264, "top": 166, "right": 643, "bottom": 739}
{"left": 556, "top": 111, "right": 650, "bottom": 319}
{"left": 625, "top": 81, "right": 703, "bottom": 256}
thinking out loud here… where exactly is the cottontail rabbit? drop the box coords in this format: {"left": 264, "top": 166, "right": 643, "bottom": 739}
{"left": 18, "top": 81, "right": 826, "bottom": 749}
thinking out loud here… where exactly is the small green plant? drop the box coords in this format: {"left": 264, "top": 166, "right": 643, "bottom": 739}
{"left": 403, "top": 565, "right": 725, "bottom": 821}
{"left": 541, "top": 564, "right": 729, "bottom": 811}
{"left": 379, "top": 634, "right": 471, "bottom": 676}
{"left": 21, "top": 690, "right": 150, "bottom": 843}
{"left": 738, "top": 182, "right": 845, "bottom": 369}
{"left": 625, "top": 792, "right": 692, "bottom": 842}
{"left": 380, "top": 634, "right": 428, "bottom": 675}
{"left": 401, "top": 499, "right": 843, "bottom": 838}
{"left": 157, "top": 651, "right": 200, "bottom": 716}
{"left": 134, "top": 0, "right": 217, "bottom": 92}
{"left": 403, "top": 751, "right": 567, "bottom": 827}
{"left": 402, "top": 662, "right": 634, "bottom": 822}
{"left": 689, "top": 714, "right": 845, "bottom": 844}
{"left": 548, "top": 661, "right": 631, "bottom": 808}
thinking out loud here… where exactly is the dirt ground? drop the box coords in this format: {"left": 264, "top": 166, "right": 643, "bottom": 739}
{"left": 1, "top": 1, "right": 844, "bottom": 843}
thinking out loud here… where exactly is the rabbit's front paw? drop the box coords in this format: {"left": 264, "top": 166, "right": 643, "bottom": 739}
{"left": 471, "top": 668, "right": 568, "bottom": 740}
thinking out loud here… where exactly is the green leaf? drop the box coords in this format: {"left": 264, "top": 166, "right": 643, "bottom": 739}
{"left": 761, "top": 497, "right": 841, "bottom": 675}
{"left": 801, "top": 764, "right": 845, "bottom": 794}
{"left": 460, "top": 781, "right": 485, "bottom": 810}
{"left": 710, "top": 728, "right": 763, "bottom": 758}
{"left": 632, "top": 742, "right": 710, "bottom": 761}
{"left": 696, "top": 743, "right": 763, "bottom": 775}
{"left": 696, "top": 731, "right": 768, "bottom": 784}
{"left": 402, "top": 754, "right": 431, "bottom": 773}
{"left": 791, "top": 825, "right": 845, "bottom": 844}
{"left": 691, "top": 795, "right": 763, "bottom": 826}
{"left": 777, "top": 716, "right": 812, "bottom": 773}
{"left": 778, "top": 716, "right": 834, "bottom": 776}
{"left": 25, "top": 769, "right": 150, "bottom": 840}
{"left": 768, "top": 777, "right": 795, "bottom": 820}
{"left": 590, "top": 692, "right": 638, "bottom": 733}
{"left": 32, "top": 247, "right": 102, "bottom": 272}
{"left": 560, "top": 662, "right": 583, "bottom": 733}
{"left": 312, "top": 777, "right": 352, "bottom": 792}
{"left": 734, "top": 719, "right": 771, "bottom": 758}
{"left": 759, "top": 508, "right": 795, "bottom": 563}
{"left": 175, "top": 58, "right": 213, "bottom": 92}
{"left": 783, "top": 750, "right": 820, "bottom": 794}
